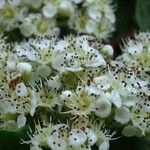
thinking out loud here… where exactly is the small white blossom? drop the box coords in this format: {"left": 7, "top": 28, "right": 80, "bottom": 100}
{"left": 42, "top": 4, "right": 57, "bottom": 18}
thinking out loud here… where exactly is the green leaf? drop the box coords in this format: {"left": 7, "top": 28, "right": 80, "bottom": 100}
{"left": 136, "top": 0, "right": 150, "bottom": 31}
{"left": 0, "top": 126, "right": 30, "bottom": 150}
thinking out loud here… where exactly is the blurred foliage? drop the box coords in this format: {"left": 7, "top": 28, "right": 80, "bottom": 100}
{"left": 136, "top": 0, "right": 150, "bottom": 31}
{"left": 0, "top": 0, "right": 150, "bottom": 150}
{"left": 0, "top": 126, "right": 29, "bottom": 150}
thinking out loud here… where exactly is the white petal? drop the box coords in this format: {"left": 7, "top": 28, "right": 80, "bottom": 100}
{"left": 102, "top": 45, "right": 114, "bottom": 56}
{"left": 47, "top": 134, "right": 67, "bottom": 150}
{"left": 35, "top": 65, "right": 51, "bottom": 79}
{"left": 99, "top": 140, "right": 109, "bottom": 150}
{"left": 105, "top": 9, "right": 116, "bottom": 23}
{"left": 16, "top": 45, "right": 39, "bottom": 61}
{"left": 85, "top": 84, "right": 102, "bottom": 95}
{"left": 122, "top": 96, "right": 137, "bottom": 107}
{"left": 8, "top": 0, "right": 21, "bottom": 6}
{"left": 86, "top": 53, "right": 106, "bottom": 67}
{"left": 127, "top": 41, "right": 143, "bottom": 54}
{"left": 85, "top": 128, "right": 97, "bottom": 146}
{"left": 60, "top": 90, "right": 73, "bottom": 102}
{"left": 69, "top": 129, "right": 87, "bottom": 146}
{"left": 30, "top": 0, "right": 42, "bottom": 9}
{"left": 51, "top": 55, "right": 65, "bottom": 72}
{"left": 42, "top": 4, "right": 57, "bottom": 18}
{"left": 93, "top": 100, "right": 111, "bottom": 118}
{"left": 52, "top": 27, "right": 60, "bottom": 37}
{"left": 47, "top": 75, "right": 61, "bottom": 90}
{"left": 52, "top": 124, "right": 68, "bottom": 131}
{"left": 7, "top": 54, "right": 18, "bottom": 70}
{"left": 30, "top": 145, "right": 42, "bottom": 150}
{"left": 122, "top": 125, "right": 141, "bottom": 137}
{"left": 59, "top": 0, "right": 74, "bottom": 13}
{"left": 54, "top": 40, "right": 69, "bottom": 52}
{"left": 85, "top": 48, "right": 106, "bottom": 67}
{"left": 15, "top": 83, "right": 28, "bottom": 97}
{"left": 94, "top": 75, "right": 110, "bottom": 90}
{"left": 30, "top": 91, "right": 37, "bottom": 116}
{"left": 114, "top": 107, "right": 131, "bottom": 124}
{"left": 20, "top": 22, "right": 35, "bottom": 37}
{"left": 111, "top": 91, "right": 122, "bottom": 108}
{"left": 0, "top": 0, "right": 5, "bottom": 9}
{"left": 72, "top": 0, "right": 83, "bottom": 4}
{"left": 88, "top": 8, "right": 102, "bottom": 21}
{"left": 16, "top": 62, "right": 32, "bottom": 73}
{"left": 86, "top": 0, "right": 94, "bottom": 3}
{"left": 4, "top": 120, "right": 18, "bottom": 131}
{"left": 17, "top": 114, "right": 26, "bottom": 128}
{"left": 85, "top": 19, "right": 96, "bottom": 33}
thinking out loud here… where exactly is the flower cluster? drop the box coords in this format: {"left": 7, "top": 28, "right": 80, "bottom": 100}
{"left": 69, "top": 0, "right": 116, "bottom": 39}
{"left": 26, "top": 118, "right": 117, "bottom": 150}
{"left": 0, "top": 32, "right": 150, "bottom": 150}
{"left": 0, "top": 0, "right": 115, "bottom": 39}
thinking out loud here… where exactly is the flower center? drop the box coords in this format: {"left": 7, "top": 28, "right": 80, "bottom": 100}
{"left": 3, "top": 6, "right": 15, "bottom": 19}
{"left": 37, "top": 19, "right": 49, "bottom": 33}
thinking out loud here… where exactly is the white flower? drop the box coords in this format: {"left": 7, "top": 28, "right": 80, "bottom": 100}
{"left": 119, "top": 32, "right": 150, "bottom": 72}
{"left": 61, "top": 86, "right": 96, "bottom": 116}
{"left": 19, "top": 20, "right": 35, "bottom": 37}
{"left": 0, "top": 1, "right": 27, "bottom": 31}
{"left": 30, "top": 78, "right": 60, "bottom": 111}
{"left": 91, "top": 122, "right": 117, "bottom": 150}
{"left": 28, "top": 122, "right": 53, "bottom": 148}
{"left": 52, "top": 35, "right": 106, "bottom": 73}
{"left": 7, "top": 53, "right": 32, "bottom": 73}
{"left": 20, "top": 13, "right": 57, "bottom": 37}
{"left": 15, "top": 42, "right": 40, "bottom": 61}
{"left": 69, "top": 0, "right": 116, "bottom": 39}
{"left": 130, "top": 95, "right": 150, "bottom": 135}
{"left": 122, "top": 38, "right": 143, "bottom": 55}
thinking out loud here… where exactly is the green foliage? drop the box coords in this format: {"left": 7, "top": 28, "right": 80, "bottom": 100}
{"left": 136, "top": 0, "right": 150, "bottom": 31}
{"left": 0, "top": 126, "right": 29, "bottom": 150}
